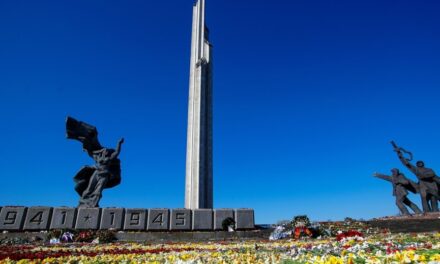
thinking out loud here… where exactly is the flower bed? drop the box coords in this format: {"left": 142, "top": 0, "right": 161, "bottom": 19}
{"left": 1, "top": 232, "right": 440, "bottom": 263}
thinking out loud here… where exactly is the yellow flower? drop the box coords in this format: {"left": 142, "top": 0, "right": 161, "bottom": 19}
{"left": 326, "top": 256, "right": 344, "bottom": 264}
{"left": 430, "top": 253, "right": 440, "bottom": 261}
{"left": 414, "top": 254, "right": 426, "bottom": 262}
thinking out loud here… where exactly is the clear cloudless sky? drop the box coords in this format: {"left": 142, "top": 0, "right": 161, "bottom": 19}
{"left": 0, "top": 0, "right": 439, "bottom": 224}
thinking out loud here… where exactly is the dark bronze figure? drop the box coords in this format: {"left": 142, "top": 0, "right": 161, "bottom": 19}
{"left": 392, "top": 141, "right": 439, "bottom": 212}
{"left": 373, "top": 168, "right": 422, "bottom": 215}
{"left": 66, "top": 117, "right": 124, "bottom": 208}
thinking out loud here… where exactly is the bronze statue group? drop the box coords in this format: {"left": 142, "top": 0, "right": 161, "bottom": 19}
{"left": 374, "top": 141, "right": 440, "bottom": 215}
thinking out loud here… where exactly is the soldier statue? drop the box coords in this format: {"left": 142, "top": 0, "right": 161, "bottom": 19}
{"left": 392, "top": 141, "right": 439, "bottom": 212}
{"left": 66, "top": 117, "right": 124, "bottom": 208}
{"left": 374, "top": 168, "right": 422, "bottom": 215}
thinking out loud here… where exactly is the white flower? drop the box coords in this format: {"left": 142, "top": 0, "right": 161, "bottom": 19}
{"left": 49, "top": 238, "right": 60, "bottom": 244}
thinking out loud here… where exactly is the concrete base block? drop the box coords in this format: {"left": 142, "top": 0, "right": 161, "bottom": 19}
{"left": 100, "top": 208, "right": 124, "bottom": 230}
{"left": 23, "top": 207, "right": 52, "bottom": 230}
{"left": 75, "top": 208, "right": 101, "bottom": 230}
{"left": 0, "top": 207, "right": 255, "bottom": 231}
{"left": 50, "top": 207, "right": 76, "bottom": 229}
{"left": 235, "top": 209, "right": 255, "bottom": 230}
{"left": 123, "top": 209, "right": 147, "bottom": 230}
{"left": 170, "top": 209, "right": 191, "bottom": 231}
{"left": 214, "top": 209, "right": 234, "bottom": 231}
{"left": 147, "top": 209, "right": 169, "bottom": 231}
{"left": 192, "top": 209, "right": 213, "bottom": 230}
{"left": 0, "top": 207, "right": 27, "bottom": 231}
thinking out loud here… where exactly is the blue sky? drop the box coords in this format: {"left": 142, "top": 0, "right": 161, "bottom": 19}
{"left": 0, "top": 0, "right": 439, "bottom": 224}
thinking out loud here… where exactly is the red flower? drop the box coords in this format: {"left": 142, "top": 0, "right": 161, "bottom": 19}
{"left": 336, "top": 230, "right": 364, "bottom": 241}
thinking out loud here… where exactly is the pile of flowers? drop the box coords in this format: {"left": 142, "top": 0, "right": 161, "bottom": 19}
{"left": 319, "top": 217, "right": 386, "bottom": 237}
{"left": 270, "top": 215, "right": 322, "bottom": 240}
{"left": 336, "top": 230, "right": 364, "bottom": 242}
{"left": 0, "top": 232, "right": 439, "bottom": 263}
{"left": 45, "top": 229, "right": 116, "bottom": 244}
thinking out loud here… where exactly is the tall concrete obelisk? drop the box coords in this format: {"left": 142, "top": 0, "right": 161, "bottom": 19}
{"left": 185, "top": 0, "right": 213, "bottom": 209}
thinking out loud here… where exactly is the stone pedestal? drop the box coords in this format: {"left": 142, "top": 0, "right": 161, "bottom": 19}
{"left": 75, "top": 208, "right": 101, "bottom": 230}
{"left": 100, "top": 208, "right": 124, "bottom": 230}
{"left": 124, "top": 209, "right": 147, "bottom": 230}
{"left": 235, "top": 209, "right": 255, "bottom": 230}
{"left": 50, "top": 207, "right": 76, "bottom": 229}
{"left": 192, "top": 209, "right": 213, "bottom": 230}
{"left": 147, "top": 209, "right": 169, "bottom": 231}
{"left": 214, "top": 209, "right": 234, "bottom": 231}
{"left": 23, "top": 207, "right": 52, "bottom": 230}
{"left": 170, "top": 209, "right": 191, "bottom": 231}
{"left": 0, "top": 207, "right": 27, "bottom": 231}
{"left": 0, "top": 207, "right": 255, "bottom": 231}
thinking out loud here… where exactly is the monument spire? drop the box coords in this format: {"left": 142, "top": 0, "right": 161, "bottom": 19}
{"left": 185, "top": 0, "right": 213, "bottom": 209}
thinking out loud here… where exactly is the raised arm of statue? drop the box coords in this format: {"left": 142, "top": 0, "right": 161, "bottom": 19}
{"left": 396, "top": 151, "right": 417, "bottom": 173}
{"left": 110, "top": 138, "right": 124, "bottom": 160}
{"left": 373, "top": 173, "right": 392, "bottom": 182}
{"left": 391, "top": 141, "right": 417, "bottom": 173}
